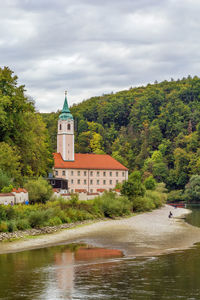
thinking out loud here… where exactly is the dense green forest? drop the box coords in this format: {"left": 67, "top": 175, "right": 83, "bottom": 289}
{"left": 42, "top": 75, "right": 200, "bottom": 192}
{"left": 0, "top": 67, "right": 53, "bottom": 187}
{"left": 1, "top": 66, "right": 200, "bottom": 195}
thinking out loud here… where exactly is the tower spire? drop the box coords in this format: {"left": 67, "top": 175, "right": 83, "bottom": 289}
{"left": 57, "top": 90, "right": 74, "bottom": 161}
{"left": 59, "top": 91, "right": 73, "bottom": 120}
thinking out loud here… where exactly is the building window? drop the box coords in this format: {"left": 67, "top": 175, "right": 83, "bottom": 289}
{"left": 84, "top": 171, "right": 87, "bottom": 176}
{"left": 103, "top": 171, "right": 106, "bottom": 176}
{"left": 78, "top": 179, "right": 80, "bottom": 184}
{"left": 103, "top": 180, "right": 106, "bottom": 185}
{"left": 122, "top": 172, "right": 125, "bottom": 177}
{"left": 71, "top": 189, "right": 74, "bottom": 193}
{"left": 67, "top": 124, "right": 71, "bottom": 130}
{"left": 71, "top": 170, "right": 73, "bottom": 176}
{"left": 78, "top": 171, "right": 80, "bottom": 176}
{"left": 110, "top": 172, "right": 112, "bottom": 177}
{"left": 62, "top": 170, "right": 65, "bottom": 176}
{"left": 90, "top": 189, "right": 93, "bottom": 193}
{"left": 55, "top": 170, "right": 58, "bottom": 176}
{"left": 116, "top": 171, "right": 118, "bottom": 177}
{"left": 116, "top": 180, "right": 118, "bottom": 184}
{"left": 71, "top": 179, "right": 74, "bottom": 184}
{"left": 90, "top": 171, "right": 93, "bottom": 176}
{"left": 90, "top": 179, "right": 93, "bottom": 185}
{"left": 97, "top": 180, "right": 100, "bottom": 185}
{"left": 110, "top": 180, "right": 112, "bottom": 185}
{"left": 60, "top": 124, "right": 62, "bottom": 130}
{"left": 97, "top": 171, "right": 100, "bottom": 177}
{"left": 84, "top": 179, "right": 87, "bottom": 185}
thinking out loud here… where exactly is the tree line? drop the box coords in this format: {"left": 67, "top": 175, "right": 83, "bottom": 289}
{"left": 2, "top": 66, "right": 200, "bottom": 198}
{"left": 42, "top": 75, "right": 200, "bottom": 195}
{"left": 0, "top": 67, "right": 53, "bottom": 189}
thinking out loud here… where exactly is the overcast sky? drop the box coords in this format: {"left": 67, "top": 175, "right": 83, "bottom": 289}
{"left": 0, "top": 0, "right": 200, "bottom": 112}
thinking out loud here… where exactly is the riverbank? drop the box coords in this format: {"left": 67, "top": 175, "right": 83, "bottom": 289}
{"left": 0, "top": 205, "right": 200, "bottom": 256}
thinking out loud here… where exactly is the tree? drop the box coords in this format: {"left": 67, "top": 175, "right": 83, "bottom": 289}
{"left": 90, "top": 132, "right": 105, "bottom": 154}
{"left": 0, "top": 169, "right": 12, "bottom": 191}
{"left": 184, "top": 175, "right": 200, "bottom": 202}
{"left": 0, "top": 67, "right": 53, "bottom": 179}
{"left": 0, "top": 142, "right": 21, "bottom": 181}
{"left": 121, "top": 171, "right": 145, "bottom": 199}
{"left": 1, "top": 184, "right": 13, "bottom": 193}
{"left": 144, "top": 176, "right": 156, "bottom": 190}
{"left": 24, "top": 177, "right": 53, "bottom": 204}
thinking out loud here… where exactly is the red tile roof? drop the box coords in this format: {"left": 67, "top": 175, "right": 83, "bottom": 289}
{"left": 12, "top": 188, "right": 28, "bottom": 193}
{"left": 0, "top": 193, "right": 15, "bottom": 197}
{"left": 54, "top": 153, "right": 128, "bottom": 170}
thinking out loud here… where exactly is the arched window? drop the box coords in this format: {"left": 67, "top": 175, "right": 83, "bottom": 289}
{"left": 67, "top": 124, "right": 71, "bottom": 130}
{"left": 59, "top": 124, "right": 62, "bottom": 130}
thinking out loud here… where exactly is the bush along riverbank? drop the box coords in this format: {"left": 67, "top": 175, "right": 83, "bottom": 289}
{"left": 0, "top": 189, "right": 167, "bottom": 240}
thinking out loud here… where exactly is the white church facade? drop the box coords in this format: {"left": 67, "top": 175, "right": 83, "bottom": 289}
{"left": 53, "top": 92, "right": 128, "bottom": 194}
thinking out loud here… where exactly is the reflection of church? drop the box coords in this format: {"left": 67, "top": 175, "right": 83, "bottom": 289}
{"left": 54, "top": 245, "right": 123, "bottom": 299}
{"left": 53, "top": 92, "right": 128, "bottom": 194}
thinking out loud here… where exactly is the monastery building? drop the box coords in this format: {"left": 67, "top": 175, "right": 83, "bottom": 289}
{"left": 53, "top": 92, "right": 128, "bottom": 194}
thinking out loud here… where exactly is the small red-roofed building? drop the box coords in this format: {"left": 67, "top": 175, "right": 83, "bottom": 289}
{"left": 0, "top": 193, "right": 15, "bottom": 205}
{"left": 53, "top": 92, "right": 128, "bottom": 195}
{"left": 11, "top": 188, "right": 29, "bottom": 204}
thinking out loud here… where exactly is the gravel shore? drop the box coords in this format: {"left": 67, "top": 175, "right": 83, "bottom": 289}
{"left": 0, "top": 205, "right": 199, "bottom": 257}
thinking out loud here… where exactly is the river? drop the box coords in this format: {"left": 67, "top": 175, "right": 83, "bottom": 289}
{"left": 0, "top": 207, "right": 200, "bottom": 300}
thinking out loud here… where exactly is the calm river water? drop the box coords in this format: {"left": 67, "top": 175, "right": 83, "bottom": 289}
{"left": 1, "top": 208, "right": 200, "bottom": 300}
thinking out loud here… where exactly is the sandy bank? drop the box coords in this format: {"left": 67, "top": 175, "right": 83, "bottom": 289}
{"left": 0, "top": 205, "right": 200, "bottom": 257}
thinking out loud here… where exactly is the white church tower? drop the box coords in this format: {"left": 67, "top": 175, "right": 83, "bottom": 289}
{"left": 57, "top": 91, "right": 74, "bottom": 161}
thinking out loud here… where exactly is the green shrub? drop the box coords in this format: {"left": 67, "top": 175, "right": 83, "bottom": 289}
{"left": 47, "top": 216, "right": 62, "bottom": 226}
{"left": 57, "top": 197, "right": 69, "bottom": 210}
{"left": 132, "top": 196, "right": 155, "bottom": 212}
{"left": 155, "top": 182, "right": 168, "bottom": 193}
{"left": 145, "top": 190, "right": 167, "bottom": 208}
{"left": 24, "top": 177, "right": 53, "bottom": 204}
{"left": 0, "top": 221, "right": 8, "bottom": 232}
{"left": 167, "top": 190, "right": 184, "bottom": 202}
{"left": 28, "top": 210, "right": 49, "bottom": 228}
{"left": 69, "top": 194, "right": 79, "bottom": 206}
{"left": 144, "top": 176, "right": 156, "bottom": 190}
{"left": 16, "top": 219, "right": 30, "bottom": 230}
{"left": 0, "top": 206, "right": 7, "bottom": 220}
{"left": 5, "top": 206, "right": 16, "bottom": 220}
{"left": 7, "top": 220, "right": 18, "bottom": 232}
{"left": 94, "top": 192, "right": 132, "bottom": 218}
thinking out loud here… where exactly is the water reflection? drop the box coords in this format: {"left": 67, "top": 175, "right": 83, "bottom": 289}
{"left": 1, "top": 240, "right": 200, "bottom": 299}
{"left": 54, "top": 245, "right": 123, "bottom": 299}
{"left": 0, "top": 244, "right": 123, "bottom": 300}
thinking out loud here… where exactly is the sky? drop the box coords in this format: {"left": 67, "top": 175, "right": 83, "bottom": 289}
{"left": 0, "top": 0, "right": 200, "bottom": 112}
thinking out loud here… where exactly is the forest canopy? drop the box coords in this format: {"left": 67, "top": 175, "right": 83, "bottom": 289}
{"left": 2, "top": 66, "right": 200, "bottom": 193}
{"left": 0, "top": 67, "right": 53, "bottom": 185}
{"left": 42, "top": 75, "right": 200, "bottom": 191}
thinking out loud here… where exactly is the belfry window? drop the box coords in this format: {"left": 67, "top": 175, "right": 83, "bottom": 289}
{"left": 60, "top": 124, "right": 62, "bottom": 130}
{"left": 67, "top": 124, "right": 71, "bottom": 130}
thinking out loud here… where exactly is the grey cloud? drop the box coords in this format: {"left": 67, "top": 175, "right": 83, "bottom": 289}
{"left": 0, "top": 0, "right": 200, "bottom": 112}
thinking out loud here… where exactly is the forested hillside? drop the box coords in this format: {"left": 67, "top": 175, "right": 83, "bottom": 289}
{"left": 0, "top": 67, "right": 53, "bottom": 187}
{"left": 42, "top": 76, "right": 200, "bottom": 191}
